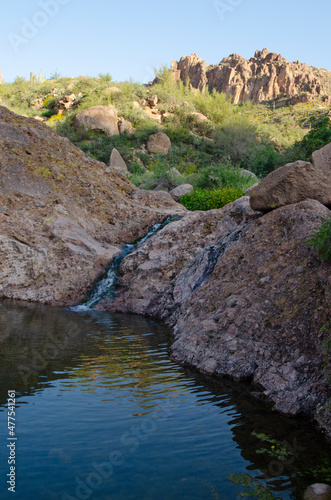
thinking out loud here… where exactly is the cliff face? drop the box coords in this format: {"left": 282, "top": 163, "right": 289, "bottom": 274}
{"left": 170, "top": 49, "right": 331, "bottom": 104}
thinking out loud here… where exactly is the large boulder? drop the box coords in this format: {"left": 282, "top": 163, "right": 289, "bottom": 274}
{"left": 73, "top": 105, "right": 119, "bottom": 136}
{"left": 103, "top": 196, "right": 331, "bottom": 434}
{"left": 313, "top": 141, "right": 331, "bottom": 171}
{"left": 170, "top": 184, "right": 194, "bottom": 201}
{"left": 190, "top": 111, "right": 209, "bottom": 123}
{"left": 250, "top": 143, "right": 331, "bottom": 211}
{"left": 147, "top": 132, "right": 171, "bottom": 154}
{"left": 0, "top": 106, "right": 186, "bottom": 305}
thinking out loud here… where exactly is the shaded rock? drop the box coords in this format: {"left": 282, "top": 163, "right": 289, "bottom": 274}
{"left": 107, "top": 148, "right": 128, "bottom": 174}
{"left": 250, "top": 145, "right": 331, "bottom": 211}
{"left": 147, "top": 95, "right": 158, "bottom": 107}
{"left": 104, "top": 197, "right": 331, "bottom": 433}
{"left": 170, "top": 184, "right": 194, "bottom": 201}
{"left": 304, "top": 483, "right": 331, "bottom": 500}
{"left": 118, "top": 118, "right": 133, "bottom": 135}
{"left": 73, "top": 105, "right": 119, "bottom": 136}
{"left": 147, "top": 131, "right": 171, "bottom": 154}
{"left": 0, "top": 105, "right": 186, "bottom": 305}
{"left": 190, "top": 111, "right": 209, "bottom": 123}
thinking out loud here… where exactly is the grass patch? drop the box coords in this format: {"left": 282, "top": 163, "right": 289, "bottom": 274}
{"left": 180, "top": 187, "right": 243, "bottom": 211}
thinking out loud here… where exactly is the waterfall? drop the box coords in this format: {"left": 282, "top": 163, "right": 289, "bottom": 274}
{"left": 72, "top": 216, "right": 179, "bottom": 311}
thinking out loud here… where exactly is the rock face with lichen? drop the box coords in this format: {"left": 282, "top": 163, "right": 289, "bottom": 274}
{"left": 0, "top": 106, "right": 186, "bottom": 305}
{"left": 169, "top": 49, "right": 331, "bottom": 104}
{"left": 102, "top": 196, "right": 331, "bottom": 435}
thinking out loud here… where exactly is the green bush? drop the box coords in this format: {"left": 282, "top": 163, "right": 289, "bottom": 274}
{"left": 193, "top": 88, "right": 233, "bottom": 124}
{"left": 98, "top": 72, "right": 112, "bottom": 82}
{"left": 180, "top": 187, "right": 243, "bottom": 211}
{"left": 292, "top": 114, "right": 331, "bottom": 161}
{"left": 192, "top": 163, "right": 257, "bottom": 191}
{"left": 307, "top": 215, "right": 331, "bottom": 261}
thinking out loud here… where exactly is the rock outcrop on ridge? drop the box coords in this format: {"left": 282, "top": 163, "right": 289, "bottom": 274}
{"left": 0, "top": 106, "right": 186, "bottom": 305}
{"left": 104, "top": 196, "right": 331, "bottom": 435}
{"left": 169, "top": 49, "right": 331, "bottom": 104}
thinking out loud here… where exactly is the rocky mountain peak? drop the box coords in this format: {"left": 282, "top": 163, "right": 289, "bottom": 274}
{"left": 168, "top": 49, "right": 331, "bottom": 105}
{"left": 254, "top": 48, "right": 270, "bottom": 59}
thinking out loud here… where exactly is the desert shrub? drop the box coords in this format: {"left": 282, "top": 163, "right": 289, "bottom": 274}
{"left": 193, "top": 88, "right": 233, "bottom": 124}
{"left": 152, "top": 67, "right": 194, "bottom": 106}
{"left": 163, "top": 124, "right": 196, "bottom": 145}
{"left": 180, "top": 187, "right": 243, "bottom": 211}
{"left": 192, "top": 163, "right": 257, "bottom": 190}
{"left": 292, "top": 114, "right": 331, "bottom": 161}
{"left": 80, "top": 135, "right": 133, "bottom": 163}
{"left": 167, "top": 146, "right": 213, "bottom": 172}
{"left": 133, "top": 159, "right": 182, "bottom": 190}
{"left": 129, "top": 125, "right": 159, "bottom": 145}
{"left": 306, "top": 215, "right": 331, "bottom": 261}
{"left": 98, "top": 72, "right": 112, "bottom": 82}
{"left": 213, "top": 117, "right": 281, "bottom": 176}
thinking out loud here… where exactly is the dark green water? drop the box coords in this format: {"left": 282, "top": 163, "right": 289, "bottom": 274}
{"left": 0, "top": 300, "right": 330, "bottom": 500}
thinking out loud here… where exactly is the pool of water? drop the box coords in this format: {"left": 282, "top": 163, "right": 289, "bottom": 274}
{"left": 0, "top": 300, "right": 330, "bottom": 500}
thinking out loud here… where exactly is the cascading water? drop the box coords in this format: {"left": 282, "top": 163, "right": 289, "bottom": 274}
{"left": 72, "top": 216, "right": 179, "bottom": 311}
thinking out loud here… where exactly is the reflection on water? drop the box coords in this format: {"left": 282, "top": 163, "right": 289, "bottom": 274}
{"left": 0, "top": 300, "right": 330, "bottom": 500}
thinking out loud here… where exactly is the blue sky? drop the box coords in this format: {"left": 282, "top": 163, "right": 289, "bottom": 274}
{"left": 1, "top": 0, "right": 330, "bottom": 83}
